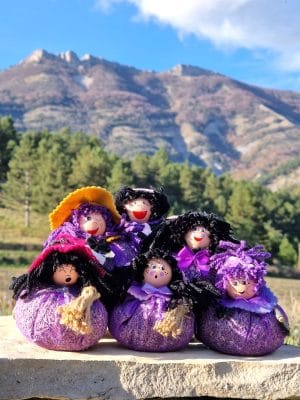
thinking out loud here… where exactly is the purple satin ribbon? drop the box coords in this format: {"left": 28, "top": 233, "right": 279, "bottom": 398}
{"left": 176, "top": 246, "right": 211, "bottom": 273}
{"left": 117, "top": 215, "right": 146, "bottom": 248}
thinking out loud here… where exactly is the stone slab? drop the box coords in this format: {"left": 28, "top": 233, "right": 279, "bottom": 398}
{"left": 0, "top": 315, "right": 299, "bottom": 400}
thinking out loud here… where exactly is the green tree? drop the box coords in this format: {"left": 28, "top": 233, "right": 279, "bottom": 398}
{"left": 3, "top": 132, "right": 38, "bottom": 226}
{"left": 0, "top": 116, "right": 19, "bottom": 182}
{"left": 178, "top": 163, "right": 205, "bottom": 211}
{"left": 32, "top": 138, "right": 73, "bottom": 213}
{"left": 68, "top": 144, "right": 113, "bottom": 188}
{"left": 226, "top": 181, "right": 264, "bottom": 245}
{"left": 131, "top": 153, "right": 152, "bottom": 186}
{"left": 278, "top": 235, "right": 297, "bottom": 266}
{"left": 107, "top": 159, "right": 134, "bottom": 193}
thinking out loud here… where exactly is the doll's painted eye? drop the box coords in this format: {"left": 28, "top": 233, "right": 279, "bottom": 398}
{"left": 195, "top": 227, "right": 206, "bottom": 233}
{"left": 86, "top": 216, "right": 92, "bottom": 221}
{"left": 231, "top": 281, "right": 239, "bottom": 287}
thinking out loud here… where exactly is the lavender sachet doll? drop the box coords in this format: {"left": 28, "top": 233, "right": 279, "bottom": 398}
{"left": 196, "top": 241, "right": 289, "bottom": 356}
{"left": 114, "top": 186, "right": 170, "bottom": 253}
{"left": 10, "top": 235, "right": 111, "bottom": 351}
{"left": 108, "top": 248, "right": 196, "bottom": 352}
{"left": 45, "top": 186, "right": 137, "bottom": 271}
{"left": 150, "top": 211, "right": 236, "bottom": 282}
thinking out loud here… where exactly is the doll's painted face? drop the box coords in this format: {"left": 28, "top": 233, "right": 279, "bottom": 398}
{"left": 79, "top": 212, "right": 106, "bottom": 236}
{"left": 53, "top": 264, "right": 79, "bottom": 286}
{"left": 226, "top": 278, "right": 257, "bottom": 300}
{"left": 124, "top": 198, "right": 152, "bottom": 223}
{"left": 184, "top": 226, "right": 210, "bottom": 250}
{"left": 143, "top": 257, "right": 172, "bottom": 288}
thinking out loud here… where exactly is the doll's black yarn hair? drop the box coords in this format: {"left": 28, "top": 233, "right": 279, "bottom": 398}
{"left": 132, "top": 247, "right": 182, "bottom": 284}
{"left": 10, "top": 251, "right": 114, "bottom": 306}
{"left": 150, "top": 211, "right": 238, "bottom": 254}
{"left": 114, "top": 186, "right": 170, "bottom": 220}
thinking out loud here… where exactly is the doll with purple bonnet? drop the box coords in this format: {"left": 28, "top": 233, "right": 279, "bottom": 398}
{"left": 108, "top": 248, "right": 196, "bottom": 352}
{"left": 45, "top": 186, "right": 138, "bottom": 271}
{"left": 196, "top": 241, "right": 289, "bottom": 356}
{"left": 10, "top": 234, "right": 113, "bottom": 351}
{"left": 114, "top": 186, "right": 170, "bottom": 253}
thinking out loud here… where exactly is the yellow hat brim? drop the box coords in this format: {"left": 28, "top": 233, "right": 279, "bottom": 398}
{"left": 49, "top": 186, "right": 121, "bottom": 230}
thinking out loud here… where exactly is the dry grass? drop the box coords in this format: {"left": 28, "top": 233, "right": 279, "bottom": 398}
{"left": 266, "top": 276, "right": 300, "bottom": 345}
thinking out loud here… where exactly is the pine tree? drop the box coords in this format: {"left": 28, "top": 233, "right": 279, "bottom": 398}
{"left": 0, "top": 116, "right": 19, "bottom": 182}
{"left": 278, "top": 235, "right": 297, "bottom": 267}
{"left": 107, "top": 159, "right": 134, "bottom": 193}
{"left": 32, "top": 139, "right": 73, "bottom": 213}
{"left": 3, "top": 132, "right": 38, "bottom": 226}
{"left": 68, "top": 145, "right": 112, "bottom": 188}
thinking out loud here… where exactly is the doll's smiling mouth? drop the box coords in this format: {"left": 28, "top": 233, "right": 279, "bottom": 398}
{"left": 65, "top": 277, "right": 72, "bottom": 283}
{"left": 194, "top": 236, "right": 203, "bottom": 241}
{"left": 87, "top": 228, "right": 99, "bottom": 235}
{"left": 133, "top": 211, "right": 147, "bottom": 219}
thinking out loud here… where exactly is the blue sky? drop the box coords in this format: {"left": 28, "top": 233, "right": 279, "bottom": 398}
{"left": 1, "top": 0, "right": 300, "bottom": 91}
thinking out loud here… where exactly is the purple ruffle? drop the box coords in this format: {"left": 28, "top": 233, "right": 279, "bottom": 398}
{"left": 220, "top": 286, "right": 278, "bottom": 314}
{"left": 196, "top": 305, "right": 287, "bottom": 356}
{"left": 108, "top": 283, "right": 194, "bottom": 352}
{"left": 13, "top": 287, "right": 108, "bottom": 351}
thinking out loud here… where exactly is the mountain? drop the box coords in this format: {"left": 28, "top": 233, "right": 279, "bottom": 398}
{"left": 1, "top": 49, "right": 300, "bottom": 190}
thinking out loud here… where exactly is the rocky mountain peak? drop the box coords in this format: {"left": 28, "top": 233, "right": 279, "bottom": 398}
{"left": 22, "top": 49, "right": 58, "bottom": 64}
{"left": 59, "top": 50, "right": 80, "bottom": 66}
{"left": 169, "top": 64, "right": 213, "bottom": 77}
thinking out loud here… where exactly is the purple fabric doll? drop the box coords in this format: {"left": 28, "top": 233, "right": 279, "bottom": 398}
{"left": 114, "top": 186, "right": 170, "bottom": 253}
{"left": 45, "top": 186, "right": 138, "bottom": 271}
{"left": 196, "top": 241, "right": 289, "bottom": 356}
{"left": 10, "top": 235, "right": 110, "bottom": 351}
{"left": 108, "top": 248, "right": 195, "bottom": 352}
{"left": 148, "top": 211, "right": 237, "bottom": 282}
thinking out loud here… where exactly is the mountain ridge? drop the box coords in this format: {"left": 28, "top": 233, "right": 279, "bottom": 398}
{"left": 1, "top": 49, "right": 300, "bottom": 190}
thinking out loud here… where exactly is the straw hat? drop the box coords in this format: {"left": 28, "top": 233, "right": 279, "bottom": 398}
{"left": 49, "top": 186, "right": 121, "bottom": 230}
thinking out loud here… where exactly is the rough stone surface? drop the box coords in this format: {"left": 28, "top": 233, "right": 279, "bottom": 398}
{"left": 1, "top": 315, "right": 300, "bottom": 400}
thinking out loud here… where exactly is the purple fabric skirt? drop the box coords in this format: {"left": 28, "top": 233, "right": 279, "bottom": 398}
{"left": 13, "top": 288, "right": 108, "bottom": 351}
{"left": 196, "top": 305, "right": 287, "bottom": 356}
{"left": 108, "top": 298, "right": 195, "bottom": 352}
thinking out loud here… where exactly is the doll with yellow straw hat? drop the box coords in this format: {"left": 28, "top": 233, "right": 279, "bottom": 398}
{"left": 44, "top": 186, "right": 138, "bottom": 272}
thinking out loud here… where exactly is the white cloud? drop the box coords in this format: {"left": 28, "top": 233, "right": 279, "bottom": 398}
{"left": 95, "top": 0, "right": 300, "bottom": 71}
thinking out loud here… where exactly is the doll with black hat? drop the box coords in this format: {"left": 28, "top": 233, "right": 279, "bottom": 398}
{"left": 114, "top": 186, "right": 170, "bottom": 253}
{"left": 148, "top": 210, "right": 237, "bottom": 282}
{"left": 10, "top": 234, "right": 114, "bottom": 351}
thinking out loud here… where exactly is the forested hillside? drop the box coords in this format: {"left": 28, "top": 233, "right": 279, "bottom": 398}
{"left": 0, "top": 116, "right": 299, "bottom": 270}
